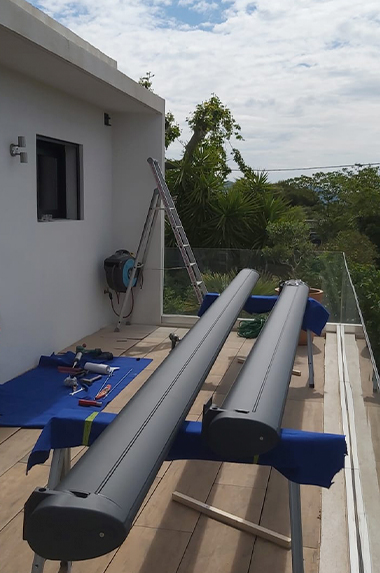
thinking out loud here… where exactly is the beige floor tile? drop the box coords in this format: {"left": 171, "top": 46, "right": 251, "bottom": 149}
{"left": 0, "top": 463, "right": 49, "bottom": 531}
{"left": 250, "top": 540, "right": 319, "bottom": 573}
{"left": 177, "top": 514, "right": 254, "bottom": 573}
{"left": 0, "top": 427, "right": 20, "bottom": 446}
{"left": 106, "top": 526, "right": 191, "bottom": 573}
{"left": 0, "top": 429, "right": 41, "bottom": 477}
{"left": 188, "top": 390, "right": 214, "bottom": 417}
{"left": 217, "top": 359, "right": 244, "bottom": 394}
{"left": 216, "top": 463, "right": 270, "bottom": 489}
{"left": 136, "top": 459, "right": 221, "bottom": 532}
{"left": 99, "top": 324, "right": 157, "bottom": 339}
{"left": 0, "top": 513, "right": 37, "bottom": 573}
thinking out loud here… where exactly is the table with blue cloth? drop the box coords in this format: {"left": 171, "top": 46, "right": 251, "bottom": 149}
{"left": 27, "top": 409, "right": 346, "bottom": 573}
{"left": 199, "top": 294, "right": 329, "bottom": 335}
{"left": 28, "top": 409, "right": 346, "bottom": 488}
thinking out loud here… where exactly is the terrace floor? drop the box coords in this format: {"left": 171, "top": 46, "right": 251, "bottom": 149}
{"left": 0, "top": 323, "right": 379, "bottom": 573}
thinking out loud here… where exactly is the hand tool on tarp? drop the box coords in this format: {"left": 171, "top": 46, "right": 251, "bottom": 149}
{"left": 95, "top": 368, "right": 133, "bottom": 400}
{"left": 75, "top": 344, "right": 114, "bottom": 361}
{"left": 79, "top": 369, "right": 133, "bottom": 407}
{"left": 78, "top": 399, "right": 103, "bottom": 407}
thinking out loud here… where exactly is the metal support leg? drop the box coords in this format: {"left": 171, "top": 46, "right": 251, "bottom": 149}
{"left": 31, "top": 449, "right": 72, "bottom": 573}
{"left": 289, "top": 481, "right": 304, "bottom": 573}
{"left": 306, "top": 330, "right": 314, "bottom": 388}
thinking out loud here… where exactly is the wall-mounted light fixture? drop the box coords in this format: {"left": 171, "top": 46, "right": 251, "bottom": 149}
{"left": 10, "top": 136, "right": 28, "bottom": 163}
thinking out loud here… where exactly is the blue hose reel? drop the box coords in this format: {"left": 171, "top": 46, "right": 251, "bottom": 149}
{"left": 104, "top": 250, "right": 138, "bottom": 293}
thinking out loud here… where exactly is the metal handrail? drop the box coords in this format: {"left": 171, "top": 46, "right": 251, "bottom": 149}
{"left": 342, "top": 252, "right": 380, "bottom": 392}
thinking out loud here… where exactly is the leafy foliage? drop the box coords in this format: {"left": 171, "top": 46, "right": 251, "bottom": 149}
{"left": 138, "top": 71, "right": 155, "bottom": 90}
{"left": 185, "top": 94, "right": 242, "bottom": 162}
{"left": 205, "top": 188, "right": 257, "bottom": 248}
{"left": 350, "top": 264, "right": 380, "bottom": 361}
{"left": 139, "top": 72, "right": 180, "bottom": 150}
{"left": 165, "top": 112, "right": 181, "bottom": 149}
{"left": 263, "top": 220, "right": 315, "bottom": 275}
{"left": 325, "top": 230, "right": 378, "bottom": 265}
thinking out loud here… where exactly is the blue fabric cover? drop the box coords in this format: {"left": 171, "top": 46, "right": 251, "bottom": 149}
{"left": 198, "top": 294, "right": 329, "bottom": 336}
{"left": 27, "top": 411, "right": 346, "bottom": 488}
{"left": 0, "top": 354, "right": 151, "bottom": 428}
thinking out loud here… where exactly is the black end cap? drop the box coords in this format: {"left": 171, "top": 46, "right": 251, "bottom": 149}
{"left": 205, "top": 411, "right": 280, "bottom": 458}
{"left": 24, "top": 488, "right": 129, "bottom": 561}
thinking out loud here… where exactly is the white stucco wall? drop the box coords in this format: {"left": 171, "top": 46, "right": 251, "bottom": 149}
{"left": 112, "top": 113, "right": 165, "bottom": 325}
{"left": 0, "top": 66, "right": 114, "bottom": 383}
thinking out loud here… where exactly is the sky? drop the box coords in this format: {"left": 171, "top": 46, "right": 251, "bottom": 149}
{"left": 28, "top": 0, "right": 380, "bottom": 182}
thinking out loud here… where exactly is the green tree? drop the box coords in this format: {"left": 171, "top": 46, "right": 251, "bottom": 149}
{"left": 165, "top": 95, "right": 253, "bottom": 248}
{"left": 139, "top": 72, "right": 181, "bottom": 150}
{"left": 165, "top": 112, "right": 181, "bottom": 150}
{"left": 325, "top": 230, "right": 378, "bottom": 265}
{"left": 263, "top": 220, "right": 315, "bottom": 275}
{"left": 277, "top": 166, "right": 380, "bottom": 246}
{"left": 350, "top": 263, "right": 380, "bottom": 362}
{"left": 184, "top": 94, "right": 242, "bottom": 166}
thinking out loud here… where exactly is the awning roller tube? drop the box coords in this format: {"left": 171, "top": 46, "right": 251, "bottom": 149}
{"left": 23, "top": 268, "right": 259, "bottom": 561}
{"left": 203, "top": 279, "right": 310, "bottom": 458}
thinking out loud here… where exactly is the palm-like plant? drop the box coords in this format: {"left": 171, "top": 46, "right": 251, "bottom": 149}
{"left": 166, "top": 143, "right": 227, "bottom": 247}
{"left": 205, "top": 188, "right": 257, "bottom": 248}
{"left": 249, "top": 192, "right": 290, "bottom": 248}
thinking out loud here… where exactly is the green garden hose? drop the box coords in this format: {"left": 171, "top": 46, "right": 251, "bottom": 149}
{"left": 237, "top": 316, "right": 268, "bottom": 338}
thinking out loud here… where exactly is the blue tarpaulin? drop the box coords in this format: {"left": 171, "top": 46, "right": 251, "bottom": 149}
{"left": 0, "top": 353, "right": 151, "bottom": 428}
{"left": 199, "top": 294, "right": 329, "bottom": 336}
{"left": 27, "top": 410, "right": 347, "bottom": 488}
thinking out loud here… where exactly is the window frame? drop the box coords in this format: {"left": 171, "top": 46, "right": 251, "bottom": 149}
{"left": 36, "top": 135, "right": 82, "bottom": 222}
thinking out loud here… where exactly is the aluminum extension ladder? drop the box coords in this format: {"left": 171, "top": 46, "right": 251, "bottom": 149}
{"left": 115, "top": 158, "right": 207, "bottom": 331}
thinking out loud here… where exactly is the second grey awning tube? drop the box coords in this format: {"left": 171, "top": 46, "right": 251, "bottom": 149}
{"left": 203, "top": 279, "right": 309, "bottom": 459}
{"left": 23, "top": 268, "right": 259, "bottom": 562}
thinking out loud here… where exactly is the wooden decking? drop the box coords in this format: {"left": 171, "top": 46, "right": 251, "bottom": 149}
{"left": 0, "top": 325, "right": 327, "bottom": 573}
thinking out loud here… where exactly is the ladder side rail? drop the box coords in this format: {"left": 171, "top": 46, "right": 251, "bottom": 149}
{"left": 166, "top": 216, "right": 205, "bottom": 301}
{"left": 115, "top": 192, "right": 160, "bottom": 331}
{"left": 139, "top": 190, "right": 161, "bottom": 270}
{"left": 148, "top": 158, "right": 206, "bottom": 301}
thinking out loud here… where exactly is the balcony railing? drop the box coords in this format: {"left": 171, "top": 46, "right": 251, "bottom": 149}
{"left": 163, "top": 247, "right": 380, "bottom": 391}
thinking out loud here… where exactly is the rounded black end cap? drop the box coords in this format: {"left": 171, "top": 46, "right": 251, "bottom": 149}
{"left": 206, "top": 411, "right": 280, "bottom": 459}
{"left": 24, "top": 490, "right": 129, "bottom": 561}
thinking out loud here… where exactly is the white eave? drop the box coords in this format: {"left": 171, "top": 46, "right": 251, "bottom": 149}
{"left": 0, "top": 0, "right": 165, "bottom": 115}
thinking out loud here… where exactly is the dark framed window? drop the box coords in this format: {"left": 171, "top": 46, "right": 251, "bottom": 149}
{"left": 36, "top": 135, "right": 82, "bottom": 221}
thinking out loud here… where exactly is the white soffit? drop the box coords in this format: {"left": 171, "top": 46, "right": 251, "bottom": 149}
{"left": 0, "top": 0, "right": 164, "bottom": 115}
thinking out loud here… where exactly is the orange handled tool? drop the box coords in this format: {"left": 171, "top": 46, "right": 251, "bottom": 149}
{"left": 95, "top": 384, "right": 111, "bottom": 400}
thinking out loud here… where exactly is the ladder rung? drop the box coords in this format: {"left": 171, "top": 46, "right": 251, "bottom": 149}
{"left": 182, "top": 244, "right": 189, "bottom": 248}
{"left": 196, "top": 281, "right": 204, "bottom": 286}
{"left": 189, "top": 262, "right": 196, "bottom": 267}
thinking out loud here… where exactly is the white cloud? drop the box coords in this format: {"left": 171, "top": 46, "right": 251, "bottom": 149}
{"left": 28, "top": 0, "right": 380, "bottom": 181}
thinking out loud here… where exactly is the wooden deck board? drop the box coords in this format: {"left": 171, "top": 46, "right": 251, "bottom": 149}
{"left": 176, "top": 482, "right": 267, "bottom": 573}
{"left": 105, "top": 527, "right": 191, "bottom": 573}
{"left": 0, "top": 462, "right": 49, "bottom": 532}
{"left": 0, "top": 513, "right": 36, "bottom": 573}
{"left": 0, "top": 427, "right": 20, "bottom": 445}
{"left": 0, "top": 429, "right": 41, "bottom": 478}
{"left": 136, "top": 459, "right": 221, "bottom": 532}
